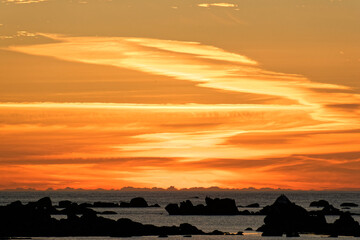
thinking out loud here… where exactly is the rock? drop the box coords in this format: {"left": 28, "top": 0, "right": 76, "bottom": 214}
{"left": 101, "top": 211, "right": 117, "bottom": 215}
{"left": 320, "top": 205, "right": 342, "bottom": 215}
{"left": 150, "top": 204, "right": 161, "bottom": 208}
{"left": 130, "top": 197, "right": 148, "bottom": 207}
{"left": 245, "top": 227, "right": 253, "bottom": 231}
{"left": 93, "top": 202, "right": 119, "bottom": 208}
{"left": 262, "top": 230, "right": 283, "bottom": 236}
{"left": 332, "top": 212, "right": 360, "bottom": 236}
{"left": 286, "top": 231, "right": 300, "bottom": 237}
{"left": 120, "top": 197, "right": 153, "bottom": 208}
{"left": 165, "top": 203, "right": 180, "bottom": 215}
{"left": 310, "top": 200, "right": 330, "bottom": 208}
{"left": 79, "top": 203, "right": 92, "bottom": 208}
{"left": 208, "top": 230, "right": 224, "bottom": 235}
{"left": 340, "top": 203, "right": 358, "bottom": 207}
{"left": 257, "top": 194, "right": 328, "bottom": 236}
{"left": 58, "top": 200, "right": 72, "bottom": 208}
{"left": 0, "top": 197, "right": 214, "bottom": 237}
{"left": 165, "top": 197, "right": 239, "bottom": 215}
{"left": 236, "top": 231, "right": 243, "bottom": 235}
{"left": 246, "top": 203, "right": 260, "bottom": 208}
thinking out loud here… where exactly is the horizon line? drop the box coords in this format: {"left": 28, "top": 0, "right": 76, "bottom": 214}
{"left": 1, "top": 186, "right": 360, "bottom": 192}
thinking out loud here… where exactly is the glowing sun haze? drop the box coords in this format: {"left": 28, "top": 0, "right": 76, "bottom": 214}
{"left": 0, "top": 0, "right": 359, "bottom": 190}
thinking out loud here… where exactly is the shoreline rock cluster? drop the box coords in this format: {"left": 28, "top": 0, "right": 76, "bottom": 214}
{"left": 257, "top": 195, "right": 360, "bottom": 237}
{"left": 0, "top": 195, "right": 359, "bottom": 238}
{"left": 0, "top": 197, "right": 234, "bottom": 237}
{"left": 165, "top": 196, "right": 358, "bottom": 216}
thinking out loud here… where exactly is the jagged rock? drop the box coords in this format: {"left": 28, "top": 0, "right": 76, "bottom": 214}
{"left": 165, "top": 197, "right": 239, "bottom": 215}
{"left": 257, "top": 194, "right": 328, "bottom": 236}
{"left": 331, "top": 212, "right": 360, "bottom": 236}
{"left": 310, "top": 200, "right": 330, "bottom": 208}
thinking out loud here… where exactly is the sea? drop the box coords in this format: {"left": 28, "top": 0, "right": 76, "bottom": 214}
{"left": 1, "top": 190, "right": 360, "bottom": 240}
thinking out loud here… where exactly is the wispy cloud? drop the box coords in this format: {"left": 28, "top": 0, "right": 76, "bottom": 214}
{"left": 2, "top": 35, "right": 360, "bottom": 190}
{"left": 2, "top": 0, "right": 47, "bottom": 4}
{"left": 198, "top": 3, "right": 238, "bottom": 8}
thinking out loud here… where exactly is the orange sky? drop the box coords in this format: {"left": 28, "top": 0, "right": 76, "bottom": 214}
{"left": 0, "top": 0, "right": 360, "bottom": 190}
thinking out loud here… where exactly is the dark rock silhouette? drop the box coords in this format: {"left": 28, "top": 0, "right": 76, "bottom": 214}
{"left": 310, "top": 200, "right": 330, "bottom": 208}
{"left": 120, "top": 197, "right": 159, "bottom": 208}
{"left": 58, "top": 200, "right": 72, "bottom": 208}
{"left": 340, "top": 203, "right": 359, "bottom": 207}
{"left": 56, "top": 198, "right": 159, "bottom": 209}
{"left": 165, "top": 197, "right": 241, "bottom": 215}
{"left": 257, "top": 194, "right": 360, "bottom": 237}
{"left": 258, "top": 194, "right": 328, "bottom": 236}
{"left": 246, "top": 203, "right": 260, "bottom": 208}
{"left": 316, "top": 205, "right": 342, "bottom": 215}
{"left": 331, "top": 212, "right": 360, "bottom": 236}
{"left": 93, "top": 202, "right": 119, "bottom": 208}
{"left": 0, "top": 197, "right": 224, "bottom": 237}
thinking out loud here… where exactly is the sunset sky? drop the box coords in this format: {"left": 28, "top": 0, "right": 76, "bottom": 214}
{"left": 0, "top": 0, "right": 359, "bottom": 190}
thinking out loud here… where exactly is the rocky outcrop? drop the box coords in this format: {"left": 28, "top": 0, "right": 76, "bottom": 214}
{"left": 165, "top": 197, "right": 242, "bottom": 215}
{"left": 257, "top": 194, "right": 360, "bottom": 237}
{"left": 331, "top": 212, "right": 360, "bottom": 236}
{"left": 119, "top": 197, "right": 156, "bottom": 207}
{"left": 56, "top": 197, "right": 160, "bottom": 209}
{"left": 309, "top": 200, "right": 330, "bottom": 208}
{"left": 0, "top": 197, "right": 222, "bottom": 237}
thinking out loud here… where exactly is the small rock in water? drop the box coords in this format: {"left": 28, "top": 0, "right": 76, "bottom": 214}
{"left": 340, "top": 202, "right": 358, "bottom": 207}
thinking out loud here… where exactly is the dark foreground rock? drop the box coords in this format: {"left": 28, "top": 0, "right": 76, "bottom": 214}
{"left": 257, "top": 194, "right": 360, "bottom": 237}
{"left": 0, "top": 197, "right": 225, "bottom": 237}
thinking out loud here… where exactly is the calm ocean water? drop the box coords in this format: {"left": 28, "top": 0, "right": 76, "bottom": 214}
{"left": 1, "top": 191, "right": 359, "bottom": 240}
